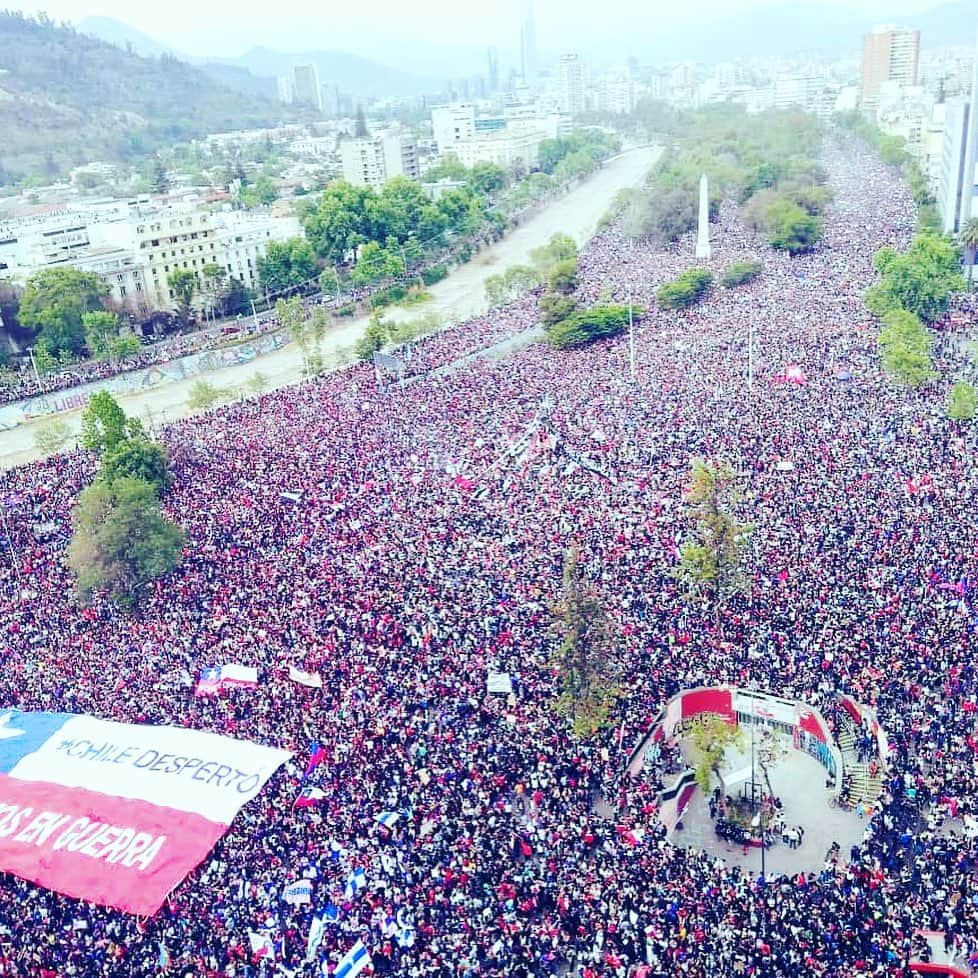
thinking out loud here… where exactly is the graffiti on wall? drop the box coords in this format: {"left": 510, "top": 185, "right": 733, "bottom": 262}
{"left": 0, "top": 332, "right": 288, "bottom": 431}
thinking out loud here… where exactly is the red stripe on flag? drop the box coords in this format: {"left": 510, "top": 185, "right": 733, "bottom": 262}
{"left": 0, "top": 776, "right": 227, "bottom": 915}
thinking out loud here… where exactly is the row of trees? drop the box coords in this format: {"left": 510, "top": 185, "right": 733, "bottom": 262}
{"left": 866, "top": 233, "right": 964, "bottom": 389}
{"left": 68, "top": 392, "right": 183, "bottom": 607}
{"left": 300, "top": 176, "right": 497, "bottom": 266}
{"left": 6, "top": 262, "right": 256, "bottom": 368}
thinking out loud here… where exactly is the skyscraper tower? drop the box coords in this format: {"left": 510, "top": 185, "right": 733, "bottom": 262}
{"left": 520, "top": 1, "right": 538, "bottom": 85}
{"left": 488, "top": 46, "right": 500, "bottom": 93}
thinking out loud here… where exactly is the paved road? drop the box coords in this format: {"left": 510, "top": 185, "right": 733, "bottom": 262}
{"left": 0, "top": 145, "right": 661, "bottom": 470}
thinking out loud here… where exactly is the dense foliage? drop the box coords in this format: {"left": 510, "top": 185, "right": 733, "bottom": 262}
{"left": 302, "top": 176, "right": 494, "bottom": 265}
{"left": 721, "top": 259, "right": 763, "bottom": 288}
{"left": 867, "top": 234, "right": 964, "bottom": 323}
{"left": 546, "top": 305, "right": 640, "bottom": 349}
{"left": 624, "top": 106, "right": 827, "bottom": 250}
{"left": 18, "top": 268, "right": 109, "bottom": 356}
{"left": 657, "top": 268, "right": 713, "bottom": 310}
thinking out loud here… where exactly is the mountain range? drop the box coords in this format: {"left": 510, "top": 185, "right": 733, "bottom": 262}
{"left": 0, "top": 12, "right": 308, "bottom": 185}
{"left": 80, "top": 1, "right": 973, "bottom": 84}
{"left": 78, "top": 17, "right": 443, "bottom": 99}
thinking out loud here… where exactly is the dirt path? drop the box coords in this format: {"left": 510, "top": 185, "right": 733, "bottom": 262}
{"left": 0, "top": 145, "right": 661, "bottom": 470}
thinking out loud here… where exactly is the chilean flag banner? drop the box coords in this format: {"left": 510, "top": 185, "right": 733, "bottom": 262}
{"left": 195, "top": 664, "right": 260, "bottom": 697}
{"left": 0, "top": 709, "right": 291, "bottom": 915}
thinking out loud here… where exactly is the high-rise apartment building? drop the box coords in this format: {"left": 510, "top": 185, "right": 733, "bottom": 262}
{"left": 558, "top": 54, "right": 586, "bottom": 116}
{"left": 860, "top": 26, "right": 920, "bottom": 109}
{"left": 938, "top": 28, "right": 978, "bottom": 236}
{"left": 293, "top": 64, "right": 322, "bottom": 111}
{"left": 341, "top": 132, "right": 420, "bottom": 190}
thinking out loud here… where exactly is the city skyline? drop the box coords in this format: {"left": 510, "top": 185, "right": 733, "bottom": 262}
{"left": 6, "top": 0, "right": 956, "bottom": 59}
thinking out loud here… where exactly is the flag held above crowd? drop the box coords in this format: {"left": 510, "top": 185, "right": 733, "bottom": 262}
{"left": 332, "top": 939, "right": 371, "bottom": 978}
{"left": 288, "top": 666, "right": 323, "bottom": 689}
{"left": 194, "top": 664, "right": 259, "bottom": 697}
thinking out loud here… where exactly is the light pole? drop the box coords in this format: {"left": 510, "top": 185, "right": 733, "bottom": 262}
{"left": 628, "top": 287, "right": 636, "bottom": 382}
{"left": 27, "top": 347, "right": 42, "bottom": 388}
{"left": 749, "top": 686, "right": 766, "bottom": 877}
{"left": 747, "top": 318, "right": 755, "bottom": 394}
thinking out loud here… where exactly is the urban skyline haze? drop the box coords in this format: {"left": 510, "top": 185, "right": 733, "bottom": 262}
{"left": 8, "top": 0, "right": 956, "bottom": 60}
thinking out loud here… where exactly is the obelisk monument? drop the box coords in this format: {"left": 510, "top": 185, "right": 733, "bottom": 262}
{"left": 695, "top": 172, "right": 712, "bottom": 260}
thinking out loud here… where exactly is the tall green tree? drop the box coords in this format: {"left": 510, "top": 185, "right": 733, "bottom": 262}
{"left": 258, "top": 238, "right": 318, "bottom": 294}
{"left": 80, "top": 390, "right": 144, "bottom": 456}
{"left": 867, "top": 234, "right": 965, "bottom": 322}
{"left": 552, "top": 544, "right": 621, "bottom": 737}
{"left": 99, "top": 438, "right": 172, "bottom": 496}
{"left": 167, "top": 269, "right": 197, "bottom": 327}
{"left": 351, "top": 241, "right": 404, "bottom": 287}
{"left": 676, "top": 459, "right": 752, "bottom": 610}
{"left": 67, "top": 477, "right": 184, "bottom": 608}
{"left": 82, "top": 310, "right": 121, "bottom": 361}
{"left": 303, "top": 181, "right": 376, "bottom": 263}
{"left": 19, "top": 268, "right": 108, "bottom": 356}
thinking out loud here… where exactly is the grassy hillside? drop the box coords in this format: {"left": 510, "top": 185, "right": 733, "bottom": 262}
{"left": 0, "top": 11, "right": 304, "bottom": 184}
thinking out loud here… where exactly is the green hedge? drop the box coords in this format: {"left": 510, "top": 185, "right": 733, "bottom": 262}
{"left": 546, "top": 304, "right": 643, "bottom": 349}
{"left": 722, "top": 260, "right": 763, "bottom": 288}
{"left": 657, "top": 268, "right": 713, "bottom": 310}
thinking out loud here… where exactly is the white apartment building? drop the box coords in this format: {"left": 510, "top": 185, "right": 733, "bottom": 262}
{"left": 0, "top": 199, "right": 308, "bottom": 315}
{"left": 938, "top": 100, "right": 974, "bottom": 234}
{"left": 117, "top": 210, "right": 222, "bottom": 310}
{"left": 71, "top": 248, "right": 150, "bottom": 311}
{"left": 340, "top": 131, "right": 420, "bottom": 189}
{"left": 217, "top": 214, "right": 303, "bottom": 292}
{"left": 452, "top": 129, "right": 545, "bottom": 169}
{"left": 431, "top": 104, "right": 476, "bottom": 155}
{"left": 558, "top": 54, "right": 586, "bottom": 116}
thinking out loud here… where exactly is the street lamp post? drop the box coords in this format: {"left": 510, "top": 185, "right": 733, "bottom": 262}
{"left": 749, "top": 686, "right": 766, "bottom": 877}
{"left": 748, "top": 318, "right": 755, "bottom": 394}
{"left": 628, "top": 287, "right": 636, "bottom": 382}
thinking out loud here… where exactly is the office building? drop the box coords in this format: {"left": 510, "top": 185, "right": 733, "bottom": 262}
{"left": 293, "top": 64, "right": 323, "bottom": 111}
{"left": 488, "top": 47, "right": 500, "bottom": 94}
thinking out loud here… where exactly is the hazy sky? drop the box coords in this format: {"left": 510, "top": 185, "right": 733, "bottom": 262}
{"left": 10, "top": 0, "right": 950, "bottom": 57}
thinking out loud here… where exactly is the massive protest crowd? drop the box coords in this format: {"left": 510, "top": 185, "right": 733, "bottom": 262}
{"left": 1, "top": 131, "right": 977, "bottom": 978}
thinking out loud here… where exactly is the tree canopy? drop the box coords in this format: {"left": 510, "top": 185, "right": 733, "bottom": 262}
{"left": 80, "top": 390, "right": 144, "bottom": 456}
{"left": 19, "top": 267, "right": 108, "bottom": 356}
{"left": 258, "top": 237, "right": 319, "bottom": 294}
{"left": 867, "top": 234, "right": 964, "bottom": 323}
{"left": 67, "top": 477, "right": 184, "bottom": 607}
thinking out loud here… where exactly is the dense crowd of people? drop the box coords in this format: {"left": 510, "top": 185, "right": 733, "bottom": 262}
{"left": 0, "top": 313, "right": 284, "bottom": 407}
{"left": 1, "top": 131, "right": 977, "bottom": 977}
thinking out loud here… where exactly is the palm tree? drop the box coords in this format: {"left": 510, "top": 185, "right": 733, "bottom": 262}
{"left": 957, "top": 218, "right": 978, "bottom": 286}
